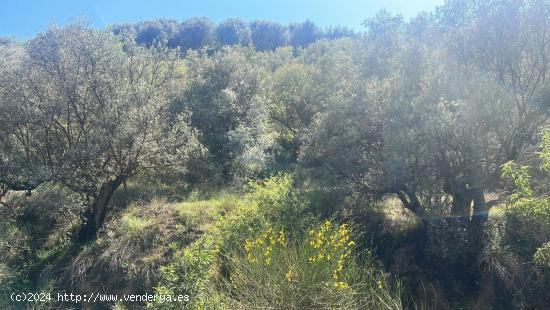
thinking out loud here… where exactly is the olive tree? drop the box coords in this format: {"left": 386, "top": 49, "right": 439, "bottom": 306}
{"left": 250, "top": 20, "right": 289, "bottom": 51}
{"left": 289, "top": 20, "right": 322, "bottom": 48}
{"left": 417, "top": 58, "right": 518, "bottom": 221}
{"left": 170, "top": 17, "right": 215, "bottom": 51}
{"left": 269, "top": 39, "right": 361, "bottom": 168}
{"left": 437, "top": 0, "right": 550, "bottom": 160}
{"left": 299, "top": 33, "right": 517, "bottom": 222}
{"left": 0, "top": 25, "right": 201, "bottom": 244}
{"left": 178, "top": 47, "right": 274, "bottom": 186}
{"left": 216, "top": 18, "right": 251, "bottom": 46}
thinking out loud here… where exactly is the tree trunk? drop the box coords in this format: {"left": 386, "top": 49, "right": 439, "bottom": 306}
{"left": 451, "top": 190, "right": 472, "bottom": 219}
{"left": 76, "top": 175, "right": 126, "bottom": 244}
{"left": 396, "top": 189, "right": 421, "bottom": 214}
{"left": 471, "top": 190, "right": 487, "bottom": 221}
{"left": 470, "top": 189, "right": 488, "bottom": 250}
{"left": 406, "top": 189, "right": 421, "bottom": 214}
{"left": 449, "top": 184, "right": 477, "bottom": 229}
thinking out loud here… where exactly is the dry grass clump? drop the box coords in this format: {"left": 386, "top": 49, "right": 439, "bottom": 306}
{"left": 68, "top": 196, "right": 233, "bottom": 296}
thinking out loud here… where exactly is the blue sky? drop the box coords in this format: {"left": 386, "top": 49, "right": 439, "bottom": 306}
{"left": 0, "top": 0, "right": 444, "bottom": 38}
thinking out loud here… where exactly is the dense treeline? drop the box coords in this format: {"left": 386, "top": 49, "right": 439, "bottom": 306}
{"left": 1, "top": 0, "right": 550, "bottom": 309}
{"left": 111, "top": 17, "right": 355, "bottom": 51}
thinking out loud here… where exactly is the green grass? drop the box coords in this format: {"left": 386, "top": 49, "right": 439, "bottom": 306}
{"left": 121, "top": 214, "right": 154, "bottom": 236}
{"left": 173, "top": 194, "right": 252, "bottom": 231}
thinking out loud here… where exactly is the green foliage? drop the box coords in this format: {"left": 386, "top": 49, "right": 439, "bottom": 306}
{"left": 152, "top": 175, "right": 314, "bottom": 308}
{"left": 0, "top": 220, "right": 31, "bottom": 307}
{"left": 142, "top": 192, "right": 260, "bottom": 309}
{"left": 501, "top": 129, "right": 550, "bottom": 224}
{"left": 181, "top": 47, "right": 275, "bottom": 187}
{"left": 216, "top": 18, "right": 251, "bottom": 46}
{"left": 501, "top": 162, "right": 534, "bottom": 201}
{"left": 224, "top": 220, "right": 403, "bottom": 309}
{"left": 540, "top": 128, "right": 550, "bottom": 171}
{"left": 478, "top": 209, "right": 523, "bottom": 293}
{"left": 153, "top": 176, "right": 402, "bottom": 309}
{"left": 0, "top": 23, "right": 202, "bottom": 243}
{"left": 289, "top": 20, "right": 322, "bottom": 47}
{"left": 480, "top": 129, "right": 550, "bottom": 307}
{"left": 246, "top": 173, "right": 293, "bottom": 208}
{"left": 120, "top": 214, "right": 154, "bottom": 237}
{"left": 2, "top": 1, "right": 550, "bottom": 309}
{"left": 212, "top": 174, "right": 312, "bottom": 259}
{"left": 0, "top": 185, "right": 84, "bottom": 307}
{"left": 250, "top": 20, "right": 289, "bottom": 51}
{"left": 64, "top": 197, "right": 229, "bottom": 304}
{"left": 534, "top": 242, "right": 550, "bottom": 267}
{"left": 113, "top": 18, "right": 342, "bottom": 52}
{"left": 153, "top": 235, "right": 222, "bottom": 309}
{"left": 170, "top": 17, "right": 215, "bottom": 51}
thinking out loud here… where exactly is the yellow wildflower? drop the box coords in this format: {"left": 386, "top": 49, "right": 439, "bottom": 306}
{"left": 285, "top": 269, "right": 296, "bottom": 282}
{"left": 334, "top": 281, "right": 348, "bottom": 289}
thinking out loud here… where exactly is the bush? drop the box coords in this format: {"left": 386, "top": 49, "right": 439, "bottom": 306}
{"left": 223, "top": 220, "right": 404, "bottom": 309}
{"left": 150, "top": 194, "right": 256, "bottom": 309}
{"left": 152, "top": 174, "right": 332, "bottom": 308}
{"left": 220, "top": 174, "right": 316, "bottom": 250}
{"left": 152, "top": 174, "right": 404, "bottom": 309}
{"left": 0, "top": 184, "right": 82, "bottom": 307}
{"left": 534, "top": 242, "right": 550, "bottom": 267}
{"left": 153, "top": 235, "right": 224, "bottom": 309}
{"left": 476, "top": 128, "right": 550, "bottom": 308}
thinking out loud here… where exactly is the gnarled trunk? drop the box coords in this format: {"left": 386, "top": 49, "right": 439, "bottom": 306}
{"left": 396, "top": 189, "right": 422, "bottom": 214}
{"left": 451, "top": 187, "right": 488, "bottom": 225}
{"left": 471, "top": 190, "right": 488, "bottom": 222}
{"left": 470, "top": 189, "right": 488, "bottom": 250}
{"left": 76, "top": 175, "right": 126, "bottom": 244}
{"left": 451, "top": 188, "right": 472, "bottom": 224}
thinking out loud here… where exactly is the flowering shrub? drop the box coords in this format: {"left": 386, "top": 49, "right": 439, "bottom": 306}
{"left": 226, "top": 220, "right": 403, "bottom": 309}
{"left": 306, "top": 220, "right": 355, "bottom": 288}
{"left": 244, "top": 226, "right": 286, "bottom": 265}
{"left": 152, "top": 175, "right": 402, "bottom": 309}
